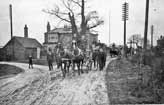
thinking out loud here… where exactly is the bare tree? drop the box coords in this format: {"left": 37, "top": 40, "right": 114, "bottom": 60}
{"left": 43, "top": 0, "right": 104, "bottom": 42}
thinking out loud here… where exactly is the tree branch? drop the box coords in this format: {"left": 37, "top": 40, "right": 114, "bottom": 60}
{"left": 62, "top": 0, "right": 74, "bottom": 15}
{"left": 87, "top": 20, "right": 104, "bottom": 29}
{"left": 43, "top": 9, "right": 71, "bottom": 23}
{"left": 71, "top": 0, "right": 82, "bottom": 7}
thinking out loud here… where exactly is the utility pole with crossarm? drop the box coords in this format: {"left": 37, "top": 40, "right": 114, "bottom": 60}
{"left": 122, "top": 2, "right": 129, "bottom": 57}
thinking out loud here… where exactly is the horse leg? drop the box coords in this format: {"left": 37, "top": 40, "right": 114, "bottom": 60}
{"left": 110, "top": 53, "right": 112, "bottom": 58}
{"left": 51, "top": 62, "right": 53, "bottom": 70}
{"left": 81, "top": 60, "right": 84, "bottom": 73}
{"left": 96, "top": 58, "right": 98, "bottom": 70}
{"left": 66, "top": 60, "right": 71, "bottom": 73}
{"left": 57, "top": 60, "right": 62, "bottom": 69}
{"left": 72, "top": 62, "right": 75, "bottom": 76}
{"left": 77, "top": 63, "right": 81, "bottom": 75}
{"left": 64, "top": 62, "right": 67, "bottom": 77}
{"left": 61, "top": 62, "right": 65, "bottom": 78}
{"left": 90, "top": 60, "right": 93, "bottom": 70}
{"left": 68, "top": 60, "right": 71, "bottom": 73}
{"left": 93, "top": 59, "right": 96, "bottom": 68}
{"left": 57, "top": 60, "right": 60, "bottom": 69}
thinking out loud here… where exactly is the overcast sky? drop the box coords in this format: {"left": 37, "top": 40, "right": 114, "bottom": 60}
{"left": 0, "top": 0, "right": 164, "bottom": 46}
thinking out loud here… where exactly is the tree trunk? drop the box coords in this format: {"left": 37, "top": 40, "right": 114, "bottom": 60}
{"left": 68, "top": 13, "right": 79, "bottom": 38}
{"left": 80, "top": 0, "right": 87, "bottom": 35}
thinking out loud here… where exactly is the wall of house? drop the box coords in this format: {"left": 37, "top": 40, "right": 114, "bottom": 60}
{"left": 157, "top": 39, "right": 164, "bottom": 48}
{"left": 3, "top": 39, "right": 25, "bottom": 60}
{"left": 44, "top": 29, "right": 98, "bottom": 51}
{"left": 48, "top": 33, "right": 58, "bottom": 43}
{"left": 85, "top": 34, "right": 98, "bottom": 49}
{"left": 0, "top": 48, "right": 5, "bottom": 61}
{"left": 44, "top": 33, "right": 48, "bottom": 44}
{"left": 25, "top": 48, "right": 37, "bottom": 59}
{"left": 14, "top": 42, "right": 25, "bottom": 60}
{"left": 60, "top": 33, "right": 72, "bottom": 48}
{"left": 43, "top": 44, "right": 57, "bottom": 53}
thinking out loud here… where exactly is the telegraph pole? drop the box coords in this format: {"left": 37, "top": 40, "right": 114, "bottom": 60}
{"left": 151, "top": 25, "right": 154, "bottom": 48}
{"left": 143, "top": 0, "right": 150, "bottom": 50}
{"left": 9, "top": 4, "right": 15, "bottom": 60}
{"left": 143, "top": 0, "right": 150, "bottom": 64}
{"left": 9, "top": 4, "right": 13, "bottom": 39}
{"left": 109, "top": 11, "right": 111, "bottom": 46}
{"left": 122, "top": 2, "right": 129, "bottom": 56}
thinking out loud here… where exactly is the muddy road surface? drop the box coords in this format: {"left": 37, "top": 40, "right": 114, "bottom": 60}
{"left": 0, "top": 58, "right": 112, "bottom": 105}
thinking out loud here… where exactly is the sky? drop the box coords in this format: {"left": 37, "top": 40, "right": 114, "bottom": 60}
{"left": 0, "top": 0, "right": 164, "bottom": 46}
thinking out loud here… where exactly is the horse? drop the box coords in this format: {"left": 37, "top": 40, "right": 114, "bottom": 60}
{"left": 109, "top": 47, "right": 120, "bottom": 57}
{"left": 55, "top": 43, "right": 86, "bottom": 77}
{"left": 60, "top": 55, "right": 72, "bottom": 77}
{"left": 71, "top": 46, "right": 85, "bottom": 75}
{"left": 55, "top": 47, "right": 67, "bottom": 77}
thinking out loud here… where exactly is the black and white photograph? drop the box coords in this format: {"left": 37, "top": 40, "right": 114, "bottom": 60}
{"left": 0, "top": 0, "right": 164, "bottom": 104}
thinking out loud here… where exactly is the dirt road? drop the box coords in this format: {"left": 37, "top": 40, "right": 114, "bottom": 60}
{"left": 0, "top": 57, "right": 112, "bottom": 105}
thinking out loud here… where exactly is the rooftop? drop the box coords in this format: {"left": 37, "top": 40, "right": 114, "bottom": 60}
{"left": 47, "top": 26, "right": 98, "bottom": 36}
{"left": 4, "top": 36, "right": 42, "bottom": 48}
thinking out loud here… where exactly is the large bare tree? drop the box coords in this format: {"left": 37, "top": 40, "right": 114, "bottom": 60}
{"left": 43, "top": 0, "right": 104, "bottom": 45}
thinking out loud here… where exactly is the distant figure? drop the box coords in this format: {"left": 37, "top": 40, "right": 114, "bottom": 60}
{"left": 47, "top": 48, "right": 53, "bottom": 71}
{"left": 98, "top": 48, "right": 106, "bottom": 71}
{"left": 102, "top": 49, "right": 107, "bottom": 69}
{"left": 28, "top": 54, "right": 33, "bottom": 69}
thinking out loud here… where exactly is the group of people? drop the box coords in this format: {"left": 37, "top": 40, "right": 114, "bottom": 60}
{"left": 46, "top": 42, "right": 107, "bottom": 72}
{"left": 109, "top": 43, "right": 136, "bottom": 58}
{"left": 92, "top": 47, "right": 107, "bottom": 71}
{"left": 28, "top": 42, "right": 107, "bottom": 74}
{"left": 28, "top": 48, "right": 54, "bottom": 70}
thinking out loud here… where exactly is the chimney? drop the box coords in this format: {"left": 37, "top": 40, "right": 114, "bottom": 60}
{"left": 24, "top": 24, "right": 28, "bottom": 38}
{"left": 47, "top": 22, "right": 51, "bottom": 32}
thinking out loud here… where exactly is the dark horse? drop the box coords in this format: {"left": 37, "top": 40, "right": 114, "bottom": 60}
{"left": 56, "top": 45, "right": 85, "bottom": 77}
{"left": 56, "top": 47, "right": 71, "bottom": 77}
{"left": 109, "top": 47, "right": 120, "bottom": 57}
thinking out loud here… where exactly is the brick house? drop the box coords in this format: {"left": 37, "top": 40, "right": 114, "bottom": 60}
{"left": 43, "top": 22, "right": 98, "bottom": 52}
{"left": 1, "top": 25, "right": 42, "bottom": 61}
{"left": 2, "top": 36, "right": 42, "bottom": 60}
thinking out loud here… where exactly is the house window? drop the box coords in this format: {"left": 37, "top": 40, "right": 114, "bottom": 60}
{"left": 48, "top": 34, "right": 58, "bottom": 43}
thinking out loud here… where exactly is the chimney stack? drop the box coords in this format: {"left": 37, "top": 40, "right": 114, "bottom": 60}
{"left": 47, "top": 22, "right": 51, "bottom": 32}
{"left": 24, "top": 24, "right": 28, "bottom": 38}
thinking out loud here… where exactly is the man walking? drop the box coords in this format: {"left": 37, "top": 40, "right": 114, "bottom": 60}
{"left": 28, "top": 54, "right": 33, "bottom": 69}
{"left": 99, "top": 48, "right": 106, "bottom": 71}
{"left": 47, "top": 48, "right": 53, "bottom": 71}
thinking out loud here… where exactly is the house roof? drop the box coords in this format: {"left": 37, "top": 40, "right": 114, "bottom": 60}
{"left": 13, "top": 36, "right": 42, "bottom": 48}
{"left": 47, "top": 27, "right": 98, "bottom": 36}
{"left": 48, "top": 27, "right": 72, "bottom": 34}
